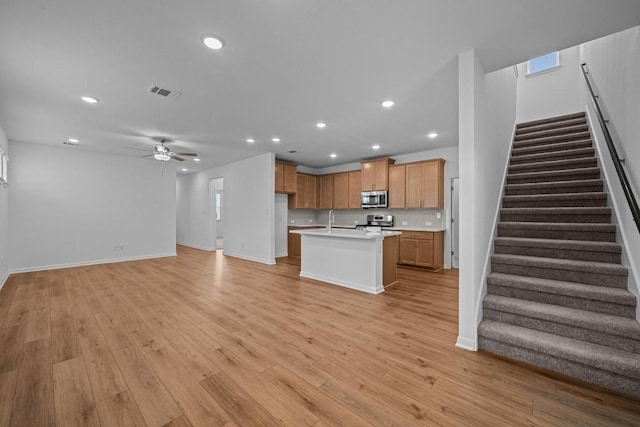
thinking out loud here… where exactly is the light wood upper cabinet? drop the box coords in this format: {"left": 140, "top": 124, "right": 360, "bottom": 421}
{"left": 275, "top": 161, "right": 297, "bottom": 194}
{"left": 405, "top": 159, "right": 445, "bottom": 209}
{"left": 290, "top": 173, "right": 317, "bottom": 209}
{"left": 318, "top": 175, "right": 334, "bottom": 210}
{"left": 361, "top": 158, "right": 395, "bottom": 191}
{"left": 283, "top": 163, "right": 297, "bottom": 193}
{"left": 333, "top": 173, "right": 349, "bottom": 210}
{"left": 388, "top": 165, "right": 406, "bottom": 209}
{"left": 348, "top": 170, "right": 362, "bottom": 209}
{"left": 275, "top": 161, "right": 284, "bottom": 193}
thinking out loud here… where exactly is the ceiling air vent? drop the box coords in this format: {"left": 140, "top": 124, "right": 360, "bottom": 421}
{"left": 284, "top": 149, "right": 298, "bottom": 154}
{"left": 147, "top": 84, "right": 182, "bottom": 100}
{"left": 63, "top": 140, "right": 80, "bottom": 147}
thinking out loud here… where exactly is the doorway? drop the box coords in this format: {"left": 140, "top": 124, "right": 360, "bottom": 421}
{"left": 450, "top": 177, "right": 459, "bottom": 268}
{"left": 209, "top": 177, "right": 224, "bottom": 250}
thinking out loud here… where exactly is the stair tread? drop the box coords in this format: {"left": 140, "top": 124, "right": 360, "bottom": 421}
{"left": 515, "top": 118, "right": 587, "bottom": 135}
{"left": 482, "top": 297, "right": 640, "bottom": 342}
{"left": 512, "top": 139, "right": 592, "bottom": 153}
{"left": 503, "top": 192, "right": 607, "bottom": 201}
{"left": 513, "top": 131, "right": 591, "bottom": 146}
{"left": 514, "top": 124, "right": 588, "bottom": 140}
{"left": 505, "top": 178, "right": 603, "bottom": 189}
{"left": 517, "top": 112, "right": 586, "bottom": 129}
{"left": 498, "top": 221, "right": 616, "bottom": 231}
{"left": 479, "top": 320, "right": 640, "bottom": 379}
{"left": 487, "top": 272, "right": 635, "bottom": 305}
{"left": 509, "top": 147, "right": 595, "bottom": 164}
{"left": 494, "top": 237, "right": 621, "bottom": 253}
{"left": 508, "top": 157, "right": 597, "bottom": 172}
{"left": 501, "top": 206, "right": 611, "bottom": 214}
{"left": 506, "top": 167, "right": 599, "bottom": 180}
{"left": 491, "top": 253, "right": 628, "bottom": 276}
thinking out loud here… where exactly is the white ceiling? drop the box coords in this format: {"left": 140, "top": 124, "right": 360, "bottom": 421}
{"left": 1, "top": 1, "right": 639, "bottom": 172}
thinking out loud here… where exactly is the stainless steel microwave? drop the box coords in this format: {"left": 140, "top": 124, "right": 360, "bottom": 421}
{"left": 361, "top": 190, "right": 388, "bottom": 209}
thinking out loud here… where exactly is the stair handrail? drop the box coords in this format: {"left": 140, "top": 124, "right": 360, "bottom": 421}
{"left": 580, "top": 62, "right": 640, "bottom": 234}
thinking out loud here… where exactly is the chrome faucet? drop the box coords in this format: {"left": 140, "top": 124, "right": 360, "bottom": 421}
{"left": 328, "top": 210, "right": 334, "bottom": 231}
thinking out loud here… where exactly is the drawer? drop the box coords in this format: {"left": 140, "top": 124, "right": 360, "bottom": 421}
{"left": 400, "top": 231, "right": 434, "bottom": 240}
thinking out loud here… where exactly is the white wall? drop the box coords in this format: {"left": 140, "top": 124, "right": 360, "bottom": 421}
{"left": 457, "top": 49, "right": 517, "bottom": 350}
{"left": 0, "top": 125, "right": 9, "bottom": 288}
{"left": 580, "top": 26, "right": 640, "bottom": 318}
{"left": 176, "top": 153, "right": 275, "bottom": 265}
{"left": 516, "top": 46, "right": 583, "bottom": 123}
{"left": 9, "top": 142, "right": 176, "bottom": 272}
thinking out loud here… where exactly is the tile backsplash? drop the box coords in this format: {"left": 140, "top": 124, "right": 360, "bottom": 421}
{"left": 288, "top": 208, "right": 446, "bottom": 229}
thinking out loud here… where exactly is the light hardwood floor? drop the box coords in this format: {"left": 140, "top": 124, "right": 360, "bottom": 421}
{"left": 1, "top": 246, "right": 639, "bottom": 426}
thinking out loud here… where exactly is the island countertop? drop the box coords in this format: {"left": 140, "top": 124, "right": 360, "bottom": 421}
{"left": 289, "top": 228, "right": 401, "bottom": 240}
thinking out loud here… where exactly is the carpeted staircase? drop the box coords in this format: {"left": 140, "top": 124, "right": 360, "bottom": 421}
{"left": 478, "top": 112, "right": 640, "bottom": 398}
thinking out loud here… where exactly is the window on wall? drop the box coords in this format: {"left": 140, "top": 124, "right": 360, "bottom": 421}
{"left": 0, "top": 149, "right": 7, "bottom": 184}
{"left": 527, "top": 51, "right": 560, "bottom": 76}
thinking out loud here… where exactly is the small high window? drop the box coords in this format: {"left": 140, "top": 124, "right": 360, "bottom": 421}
{"left": 527, "top": 51, "right": 560, "bottom": 76}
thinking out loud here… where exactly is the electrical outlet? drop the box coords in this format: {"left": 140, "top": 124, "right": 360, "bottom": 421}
{"left": 402, "top": 221, "right": 408, "bottom": 225}
{"left": 290, "top": 220, "right": 295, "bottom": 223}
{"left": 113, "top": 245, "right": 125, "bottom": 251}
{"left": 241, "top": 242, "right": 245, "bottom": 249}
{"left": 354, "top": 220, "right": 358, "bottom": 224}
{"left": 436, "top": 212, "right": 442, "bottom": 219}
{"left": 309, "top": 219, "right": 313, "bottom": 223}
{"left": 425, "top": 221, "right": 432, "bottom": 226}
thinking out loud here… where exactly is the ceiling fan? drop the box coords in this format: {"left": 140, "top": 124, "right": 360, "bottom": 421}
{"left": 125, "top": 137, "right": 198, "bottom": 162}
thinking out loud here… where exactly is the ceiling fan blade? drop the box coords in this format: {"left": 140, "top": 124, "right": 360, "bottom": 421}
{"left": 124, "top": 146, "right": 151, "bottom": 152}
{"left": 172, "top": 155, "right": 186, "bottom": 162}
{"left": 175, "top": 152, "right": 198, "bottom": 156}
{"left": 141, "top": 154, "right": 154, "bottom": 158}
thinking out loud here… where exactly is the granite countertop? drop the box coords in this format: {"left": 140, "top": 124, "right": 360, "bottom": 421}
{"left": 288, "top": 224, "right": 446, "bottom": 232}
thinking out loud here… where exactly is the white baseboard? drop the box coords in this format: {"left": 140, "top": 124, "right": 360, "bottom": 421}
{"left": 9, "top": 252, "right": 177, "bottom": 274}
{"left": 300, "top": 271, "right": 383, "bottom": 294}
{"left": 177, "top": 242, "right": 214, "bottom": 251}
{"left": 0, "top": 269, "right": 9, "bottom": 291}
{"left": 222, "top": 251, "right": 276, "bottom": 265}
{"left": 456, "top": 336, "right": 478, "bottom": 351}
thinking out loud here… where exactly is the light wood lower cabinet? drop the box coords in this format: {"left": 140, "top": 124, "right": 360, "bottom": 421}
{"left": 398, "top": 231, "right": 443, "bottom": 270}
{"left": 288, "top": 226, "right": 323, "bottom": 257}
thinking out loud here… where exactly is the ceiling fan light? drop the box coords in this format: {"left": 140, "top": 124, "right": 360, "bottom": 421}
{"left": 154, "top": 153, "right": 171, "bottom": 161}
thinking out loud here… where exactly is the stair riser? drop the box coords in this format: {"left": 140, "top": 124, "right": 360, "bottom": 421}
{"left": 506, "top": 171, "right": 600, "bottom": 185}
{"left": 514, "top": 125, "right": 589, "bottom": 141}
{"left": 500, "top": 213, "right": 611, "bottom": 223}
{"left": 509, "top": 149, "right": 595, "bottom": 165}
{"left": 508, "top": 158, "right": 597, "bottom": 174}
{"left": 491, "top": 262, "right": 628, "bottom": 288}
{"left": 497, "top": 226, "right": 616, "bottom": 242}
{"left": 512, "top": 140, "right": 592, "bottom": 156}
{"left": 513, "top": 132, "right": 591, "bottom": 147}
{"left": 494, "top": 244, "right": 621, "bottom": 263}
{"left": 483, "top": 309, "right": 640, "bottom": 353}
{"left": 502, "top": 198, "right": 607, "bottom": 208}
{"left": 515, "top": 119, "right": 587, "bottom": 136}
{"left": 478, "top": 338, "right": 640, "bottom": 398}
{"left": 505, "top": 184, "right": 604, "bottom": 196}
{"left": 486, "top": 284, "right": 635, "bottom": 318}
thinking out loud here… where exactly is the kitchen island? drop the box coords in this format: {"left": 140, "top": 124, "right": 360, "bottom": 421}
{"left": 289, "top": 228, "right": 400, "bottom": 294}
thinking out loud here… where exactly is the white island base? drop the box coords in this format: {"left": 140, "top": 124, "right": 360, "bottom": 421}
{"left": 291, "top": 229, "right": 400, "bottom": 294}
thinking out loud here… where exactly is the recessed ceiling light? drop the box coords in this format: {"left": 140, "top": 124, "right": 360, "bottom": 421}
{"left": 67, "top": 138, "right": 80, "bottom": 143}
{"left": 81, "top": 96, "right": 99, "bottom": 104}
{"left": 194, "top": 158, "right": 201, "bottom": 162}
{"left": 181, "top": 168, "right": 188, "bottom": 172}
{"left": 202, "top": 35, "right": 224, "bottom": 50}
{"left": 381, "top": 100, "right": 394, "bottom": 108}
{"left": 316, "top": 122, "right": 326, "bottom": 129}
{"left": 272, "top": 137, "right": 281, "bottom": 143}
{"left": 428, "top": 132, "right": 438, "bottom": 138}
{"left": 330, "top": 153, "right": 337, "bottom": 158}
{"left": 372, "top": 144, "right": 380, "bottom": 150}
{"left": 246, "top": 138, "right": 255, "bottom": 144}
